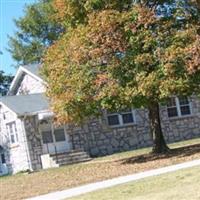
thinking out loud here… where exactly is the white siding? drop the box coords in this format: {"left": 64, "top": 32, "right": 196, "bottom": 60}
{"left": 0, "top": 105, "right": 30, "bottom": 174}
{"left": 17, "top": 74, "right": 45, "bottom": 95}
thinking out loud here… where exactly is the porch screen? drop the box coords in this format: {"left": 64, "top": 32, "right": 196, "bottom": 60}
{"left": 42, "top": 131, "right": 53, "bottom": 144}
{"left": 54, "top": 129, "right": 66, "bottom": 142}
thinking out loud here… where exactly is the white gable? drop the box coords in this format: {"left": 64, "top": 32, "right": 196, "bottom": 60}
{"left": 16, "top": 73, "right": 45, "bottom": 95}
{"left": 8, "top": 65, "right": 46, "bottom": 95}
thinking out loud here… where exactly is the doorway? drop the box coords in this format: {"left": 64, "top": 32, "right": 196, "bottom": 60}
{"left": 40, "top": 121, "right": 70, "bottom": 154}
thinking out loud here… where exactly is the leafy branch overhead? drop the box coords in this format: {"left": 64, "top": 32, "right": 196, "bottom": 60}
{"left": 43, "top": 1, "right": 200, "bottom": 124}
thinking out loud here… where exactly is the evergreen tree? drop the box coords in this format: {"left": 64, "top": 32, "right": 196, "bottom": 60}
{"left": 0, "top": 71, "right": 13, "bottom": 96}
{"left": 8, "top": 0, "right": 63, "bottom": 66}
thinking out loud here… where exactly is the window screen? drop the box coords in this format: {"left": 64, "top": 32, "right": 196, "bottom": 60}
{"left": 54, "top": 129, "right": 66, "bottom": 142}
{"left": 107, "top": 115, "right": 120, "bottom": 126}
{"left": 42, "top": 131, "right": 53, "bottom": 144}
{"left": 122, "top": 113, "right": 134, "bottom": 124}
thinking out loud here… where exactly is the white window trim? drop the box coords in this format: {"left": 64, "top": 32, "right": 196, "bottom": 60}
{"left": 6, "top": 121, "right": 19, "bottom": 145}
{"left": 167, "top": 97, "right": 192, "bottom": 118}
{"left": 106, "top": 109, "right": 136, "bottom": 127}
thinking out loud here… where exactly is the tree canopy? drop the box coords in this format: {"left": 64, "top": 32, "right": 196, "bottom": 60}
{"left": 8, "top": 0, "right": 63, "bottom": 66}
{"left": 43, "top": 0, "right": 200, "bottom": 153}
{"left": 52, "top": 0, "right": 133, "bottom": 28}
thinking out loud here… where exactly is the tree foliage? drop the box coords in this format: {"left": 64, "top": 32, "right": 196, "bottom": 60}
{"left": 0, "top": 71, "right": 13, "bottom": 96}
{"left": 43, "top": 0, "right": 200, "bottom": 152}
{"left": 8, "top": 0, "right": 63, "bottom": 66}
{"left": 53, "top": 0, "right": 133, "bottom": 28}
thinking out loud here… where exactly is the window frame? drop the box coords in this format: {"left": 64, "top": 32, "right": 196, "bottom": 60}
{"left": 106, "top": 109, "right": 136, "bottom": 127}
{"left": 6, "top": 122, "right": 19, "bottom": 144}
{"left": 167, "top": 97, "right": 192, "bottom": 118}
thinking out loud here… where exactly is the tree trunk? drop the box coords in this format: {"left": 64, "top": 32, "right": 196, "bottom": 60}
{"left": 148, "top": 101, "right": 170, "bottom": 154}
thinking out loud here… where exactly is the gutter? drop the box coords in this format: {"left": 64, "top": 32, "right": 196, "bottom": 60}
{"left": 17, "top": 109, "right": 53, "bottom": 118}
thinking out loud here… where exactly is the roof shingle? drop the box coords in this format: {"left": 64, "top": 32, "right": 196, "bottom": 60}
{"left": 0, "top": 93, "right": 49, "bottom": 116}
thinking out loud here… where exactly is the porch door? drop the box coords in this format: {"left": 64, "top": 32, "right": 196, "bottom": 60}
{"left": 42, "top": 127, "right": 70, "bottom": 154}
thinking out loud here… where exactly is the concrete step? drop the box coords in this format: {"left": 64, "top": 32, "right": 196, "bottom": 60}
{"left": 52, "top": 152, "right": 89, "bottom": 160}
{"left": 59, "top": 157, "right": 92, "bottom": 166}
{"left": 53, "top": 156, "right": 90, "bottom": 163}
{"left": 51, "top": 152, "right": 90, "bottom": 160}
{"left": 50, "top": 150, "right": 91, "bottom": 166}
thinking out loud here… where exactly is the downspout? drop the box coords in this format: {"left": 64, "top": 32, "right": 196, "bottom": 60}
{"left": 21, "top": 114, "right": 33, "bottom": 171}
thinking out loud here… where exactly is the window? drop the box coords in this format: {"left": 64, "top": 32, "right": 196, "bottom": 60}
{"left": 107, "top": 114, "right": 120, "bottom": 126}
{"left": 6, "top": 122, "right": 18, "bottom": 144}
{"left": 107, "top": 109, "right": 135, "bottom": 126}
{"left": 42, "top": 131, "right": 53, "bottom": 144}
{"left": 179, "top": 97, "right": 191, "bottom": 115}
{"left": 167, "top": 97, "right": 191, "bottom": 118}
{"left": 54, "top": 129, "right": 66, "bottom": 142}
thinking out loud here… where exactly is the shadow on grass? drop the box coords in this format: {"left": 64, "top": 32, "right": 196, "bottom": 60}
{"left": 120, "top": 143, "right": 200, "bottom": 165}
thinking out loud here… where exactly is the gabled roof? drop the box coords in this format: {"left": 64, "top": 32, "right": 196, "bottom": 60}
{"left": 0, "top": 93, "right": 49, "bottom": 116}
{"left": 22, "top": 64, "right": 42, "bottom": 79}
{"left": 8, "top": 64, "right": 45, "bottom": 95}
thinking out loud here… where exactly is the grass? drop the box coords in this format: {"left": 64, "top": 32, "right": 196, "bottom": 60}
{"left": 1, "top": 138, "right": 200, "bottom": 200}
{"left": 68, "top": 166, "right": 200, "bottom": 200}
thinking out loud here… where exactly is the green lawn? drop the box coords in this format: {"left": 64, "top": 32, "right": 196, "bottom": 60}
{"left": 69, "top": 166, "right": 200, "bottom": 200}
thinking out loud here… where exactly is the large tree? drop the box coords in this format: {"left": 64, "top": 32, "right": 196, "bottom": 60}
{"left": 43, "top": 0, "right": 200, "bottom": 153}
{"left": 8, "top": 0, "right": 63, "bottom": 66}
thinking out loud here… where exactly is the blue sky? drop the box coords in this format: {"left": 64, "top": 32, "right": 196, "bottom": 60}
{"left": 0, "top": 0, "right": 36, "bottom": 75}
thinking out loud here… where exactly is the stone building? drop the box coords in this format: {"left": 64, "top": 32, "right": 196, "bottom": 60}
{"left": 0, "top": 64, "right": 200, "bottom": 175}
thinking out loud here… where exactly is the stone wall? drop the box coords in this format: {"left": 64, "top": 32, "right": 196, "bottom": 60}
{"left": 66, "top": 97, "right": 200, "bottom": 157}
{"left": 161, "top": 96, "right": 200, "bottom": 142}
{"left": 66, "top": 109, "right": 152, "bottom": 157}
{"left": 24, "top": 116, "right": 43, "bottom": 170}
